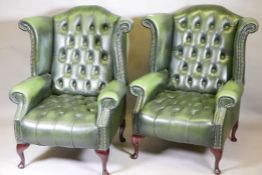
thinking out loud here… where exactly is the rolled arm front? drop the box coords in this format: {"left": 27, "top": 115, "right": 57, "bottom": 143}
{"left": 130, "top": 71, "right": 168, "bottom": 113}
{"left": 9, "top": 74, "right": 52, "bottom": 120}
{"left": 215, "top": 80, "right": 243, "bottom": 110}
{"left": 98, "top": 80, "right": 126, "bottom": 111}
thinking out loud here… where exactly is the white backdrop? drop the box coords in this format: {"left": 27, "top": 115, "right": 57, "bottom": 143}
{"left": 0, "top": 1, "right": 262, "bottom": 175}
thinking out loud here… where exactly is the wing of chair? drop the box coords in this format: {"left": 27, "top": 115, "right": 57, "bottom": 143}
{"left": 129, "top": 5, "right": 258, "bottom": 175}
{"left": 9, "top": 6, "right": 132, "bottom": 175}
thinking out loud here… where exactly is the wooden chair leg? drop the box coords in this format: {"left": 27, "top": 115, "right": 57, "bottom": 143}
{"left": 231, "top": 121, "right": 239, "bottom": 142}
{"left": 95, "top": 149, "right": 110, "bottom": 175}
{"left": 210, "top": 148, "right": 223, "bottom": 175}
{"left": 130, "top": 134, "right": 144, "bottom": 159}
{"left": 119, "top": 119, "right": 126, "bottom": 143}
{"left": 16, "top": 144, "right": 30, "bottom": 169}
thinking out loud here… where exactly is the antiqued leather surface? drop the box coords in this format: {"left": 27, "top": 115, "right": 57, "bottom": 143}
{"left": 137, "top": 90, "right": 216, "bottom": 146}
{"left": 52, "top": 7, "right": 119, "bottom": 95}
{"left": 20, "top": 94, "right": 98, "bottom": 148}
{"left": 10, "top": 6, "right": 132, "bottom": 150}
{"left": 132, "top": 5, "right": 258, "bottom": 149}
{"left": 19, "top": 17, "right": 53, "bottom": 76}
{"left": 169, "top": 6, "right": 240, "bottom": 94}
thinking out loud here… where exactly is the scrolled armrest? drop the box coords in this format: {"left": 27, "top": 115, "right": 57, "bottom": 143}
{"left": 130, "top": 71, "right": 168, "bottom": 113}
{"left": 216, "top": 80, "right": 243, "bottom": 108}
{"left": 9, "top": 74, "right": 52, "bottom": 117}
{"left": 98, "top": 80, "right": 126, "bottom": 110}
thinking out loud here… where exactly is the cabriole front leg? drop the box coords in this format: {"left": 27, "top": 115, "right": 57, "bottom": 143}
{"left": 210, "top": 148, "right": 223, "bottom": 175}
{"left": 95, "top": 149, "right": 110, "bottom": 175}
{"left": 16, "top": 144, "right": 30, "bottom": 169}
{"left": 130, "top": 134, "right": 144, "bottom": 159}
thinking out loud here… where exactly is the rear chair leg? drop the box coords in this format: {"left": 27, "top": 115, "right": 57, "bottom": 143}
{"left": 95, "top": 149, "right": 110, "bottom": 175}
{"left": 119, "top": 119, "right": 126, "bottom": 143}
{"left": 210, "top": 148, "right": 223, "bottom": 175}
{"left": 16, "top": 144, "right": 30, "bottom": 169}
{"left": 231, "top": 121, "right": 239, "bottom": 142}
{"left": 130, "top": 134, "right": 144, "bottom": 159}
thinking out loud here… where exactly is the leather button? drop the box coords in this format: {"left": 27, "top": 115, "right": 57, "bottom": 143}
{"left": 57, "top": 78, "right": 63, "bottom": 88}
{"left": 82, "top": 36, "right": 88, "bottom": 48}
{"left": 59, "top": 48, "right": 66, "bottom": 62}
{"left": 186, "top": 34, "right": 192, "bottom": 43}
{"left": 192, "top": 49, "right": 197, "bottom": 57}
{"left": 76, "top": 22, "right": 81, "bottom": 31}
{"left": 61, "top": 22, "right": 68, "bottom": 31}
{"left": 187, "top": 77, "right": 193, "bottom": 85}
{"left": 214, "top": 36, "right": 220, "bottom": 45}
{"left": 223, "top": 23, "right": 230, "bottom": 30}
{"left": 181, "top": 20, "right": 187, "bottom": 28}
{"left": 65, "top": 64, "right": 72, "bottom": 74}
{"left": 80, "top": 65, "right": 86, "bottom": 75}
{"left": 182, "top": 62, "right": 188, "bottom": 71}
{"left": 86, "top": 81, "right": 91, "bottom": 89}
{"left": 90, "top": 23, "right": 95, "bottom": 31}
{"left": 92, "top": 66, "right": 99, "bottom": 75}
{"left": 99, "top": 82, "right": 106, "bottom": 90}
{"left": 71, "top": 80, "right": 77, "bottom": 89}
{"left": 88, "top": 51, "right": 94, "bottom": 62}
{"left": 73, "top": 50, "right": 80, "bottom": 62}
{"left": 196, "top": 63, "right": 202, "bottom": 72}
{"left": 200, "top": 35, "right": 206, "bottom": 44}
{"left": 95, "top": 35, "right": 101, "bottom": 47}
{"left": 206, "top": 49, "right": 212, "bottom": 58}
{"left": 211, "top": 65, "right": 217, "bottom": 73}
{"left": 202, "top": 78, "right": 208, "bottom": 87}
{"left": 217, "top": 80, "right": 223, "bottom": 87}
{"left": 68, "top": 36, "right": 75, "bottom": 48}
{"left": 174, "top": 74, "right": 180, "bottom": 83}
{"left": 102, "top": 23, "right": 109, "bottom": 31}
{"left": 195, "top": 21, "right": 201, "bottom": 29}
{"left": 209, "top": 22, "right": 215, "bottom": 30}
{"left": 101, "top": 51, "right": 108, "bottom": 61}
{"left": 220, "top": 52, "right": 226, "bottom": 60}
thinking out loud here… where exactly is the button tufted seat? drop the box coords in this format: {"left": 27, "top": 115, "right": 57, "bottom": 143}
{"left": 129, "top": 5, "right": 258, "bottom": 175}
{"left": 21, "top": 94, "right": 98, "bottom": 148}
{"left": 138, "top": 90, "right": 215, "bottom": 146}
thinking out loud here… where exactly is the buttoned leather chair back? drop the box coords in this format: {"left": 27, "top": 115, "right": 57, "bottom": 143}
{"left": 52, "top": 7, "right": 123, "bottom": 95}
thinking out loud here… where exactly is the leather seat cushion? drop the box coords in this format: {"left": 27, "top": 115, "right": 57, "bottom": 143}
{"left": 137, "top": 90, "right": 216, "bottom": 146}
{"left": 20, "top": 94, "right": 98, "bottom": 148}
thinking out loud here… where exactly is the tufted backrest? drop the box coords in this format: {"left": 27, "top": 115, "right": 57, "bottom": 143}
{"left": 52, "top": 6, "right": 121, "bottom": 95}
{"left": 168, "top": 5, "right": 241, "bottom": 94}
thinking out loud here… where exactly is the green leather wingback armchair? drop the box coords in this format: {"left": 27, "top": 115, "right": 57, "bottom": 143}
{"left": 9, "top": 6, "right": 132, "bottom": 175}
{"left": 129, "top": 5, "right": 258, "bottom": 175}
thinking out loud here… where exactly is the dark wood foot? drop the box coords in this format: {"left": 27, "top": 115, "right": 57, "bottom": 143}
{"left": 119, "top": 119, "right": 126, "bottom": 143}
{"left": 231, "top": 121, "right": 239, "bottom": 142}
{"left": 95, "top": 149, "right": 110, "bottom": 175}
{"left": 210, "top": 148, "right": 223, "bottom": 175}
{"left": 16, "top": 144, "right": 30, "bottom": 169}
{"left": 130, "top": 134, "right": 144, "bottom": 159}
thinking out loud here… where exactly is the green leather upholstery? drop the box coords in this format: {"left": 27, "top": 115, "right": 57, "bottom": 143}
{"left": 137, "top": 90, "right": 215, "bottom": 146}
{"left": 10, "top": 6, "right": 133, "bottom": 151}
{"left": 131, "top": 5, "right": 258, "bottom": 150}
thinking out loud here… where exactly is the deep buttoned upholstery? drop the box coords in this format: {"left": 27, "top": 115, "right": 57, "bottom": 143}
{"left": 130, "top": 5, "right": 258, "bottom": 174}
{"left": 9, "top": 6, "right": 132, "bottom": 174}
{"left": 52, "top": 8, "right": 120, "bottom": 95}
